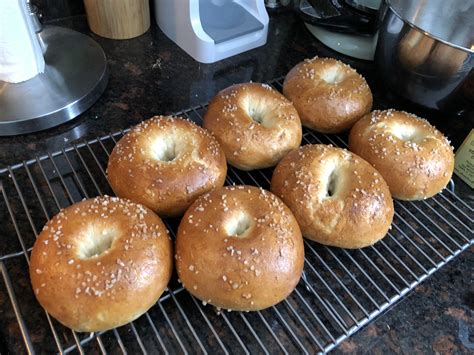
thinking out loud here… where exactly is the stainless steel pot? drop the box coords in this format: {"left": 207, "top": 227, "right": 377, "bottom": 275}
{"left": 375, "top": 0, "right": 474, "bottom": 114}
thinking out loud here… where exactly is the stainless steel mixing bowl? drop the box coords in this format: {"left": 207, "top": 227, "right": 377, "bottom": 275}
{"left": 375, "top": 0, "right": 474, "bottom": 113}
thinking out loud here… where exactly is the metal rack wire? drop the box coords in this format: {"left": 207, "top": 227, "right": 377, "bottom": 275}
{"left": 0, "top": 77, "right": 472, "bottom": 354}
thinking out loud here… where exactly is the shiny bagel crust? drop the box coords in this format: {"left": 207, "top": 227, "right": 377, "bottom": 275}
{"left": 176, "top": 185, "right": 304, "bottom": 311}
{"left": 107, "top": 116, "right": 227, "bottom": 217}
{"left": 271, "top": 144, "right": 394, "bottom": 248}
{"left": 203, "top": 83, "right": 302, "bottom": 170}
{"left": 30, "top": 196, "right": 173, "bottom": 332}
{"left": 348, "top": 110, "right": 455, "bottom": 200}
{"left": 283, "top": 57, "right": 373, "bottom": 133}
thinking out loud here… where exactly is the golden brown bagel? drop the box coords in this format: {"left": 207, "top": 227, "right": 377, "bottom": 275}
{"left": 30, "top": 196, "right": 173, "bottom": 332}
{"left": 271, "top": 144, "right": 394, "bottom": 248}
{"left": 107, "top": 116, "right": 227, "bottom": 217}
{"left": 176, "top": 185, "right": 304, "bottom": 311}
{"left": 283, "top": 57, "right": 373, "bottom": 133}
{"left": 348, "top": 110, "right": 455, "bottom": 200}
{"left": 203, "top": 83, "right": 302, "bottom": 170}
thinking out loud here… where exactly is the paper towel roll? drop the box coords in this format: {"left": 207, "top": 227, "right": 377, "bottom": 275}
{"left": 0, "top": 0, "right": 45, "bottom": 83}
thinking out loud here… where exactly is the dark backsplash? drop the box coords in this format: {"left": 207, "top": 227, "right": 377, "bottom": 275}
{"left": 36, "top": 0, "right": 156, "bottom": 22}
{"left": 36, "top": 0, "right": 85, "bottom": 21}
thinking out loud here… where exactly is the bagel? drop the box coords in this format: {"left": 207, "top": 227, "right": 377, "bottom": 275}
{"left": 349, "top": 109, "right": 455, "bottom": 200}
{"left": 107, "top": 116, "right": 227, "bottom": 217}
{"left": 203, "top": 83, "right": 302, "bottom": 170}
{"left": 29, "top": 196, "right": 173, "bottom": 332}
{"left": 271, "top": 144, "right": 394, "bottom": 248}
{"left": 283, "top": 57, "right": 373, "bottom": 133}
{"left": 175, "top": 185, "right": 304, "bottom": 311}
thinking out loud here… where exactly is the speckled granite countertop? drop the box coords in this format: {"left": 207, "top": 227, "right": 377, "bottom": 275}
{"left": 0, "top": 11, "right": 472, "bottom": 354}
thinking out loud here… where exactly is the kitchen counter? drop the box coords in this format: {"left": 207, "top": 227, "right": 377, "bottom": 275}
{"left": 0, "top": 12, "right": 472, "bottom": 354}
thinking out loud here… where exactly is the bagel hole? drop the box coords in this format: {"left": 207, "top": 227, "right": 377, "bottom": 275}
{"left": 248, "top": 108, "right": 265, "bottom": 124}
{"left": 320, "top": 66, "right": 346, "bottom": 85}
{"left": 390, "top": 124, "right": 425, "bottom": 143}
{"left": 77, "top": 227, "right": 117, "bottom": 259}
{"left": 327, "top": 172, "right": 337, "bottom": 197}
{"left": 325, "top": 167, "right": 340, "bottom": 198}
{"left": 245, "top": 97, "right": 272, "bottom": 127}
{"left": 225, "top": 212, "right": 253, "bottom": 237}
{"left": 151, "top": 136, "right": 181, "bottom": 162}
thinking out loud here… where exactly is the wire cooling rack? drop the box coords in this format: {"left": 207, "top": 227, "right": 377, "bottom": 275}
{"left": 0, "top": 78, "right": 472, "bottom": 354}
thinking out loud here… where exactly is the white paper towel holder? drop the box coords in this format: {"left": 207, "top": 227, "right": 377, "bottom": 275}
{"left": 0, "top": 18, "right": 108, "bottom": 136}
